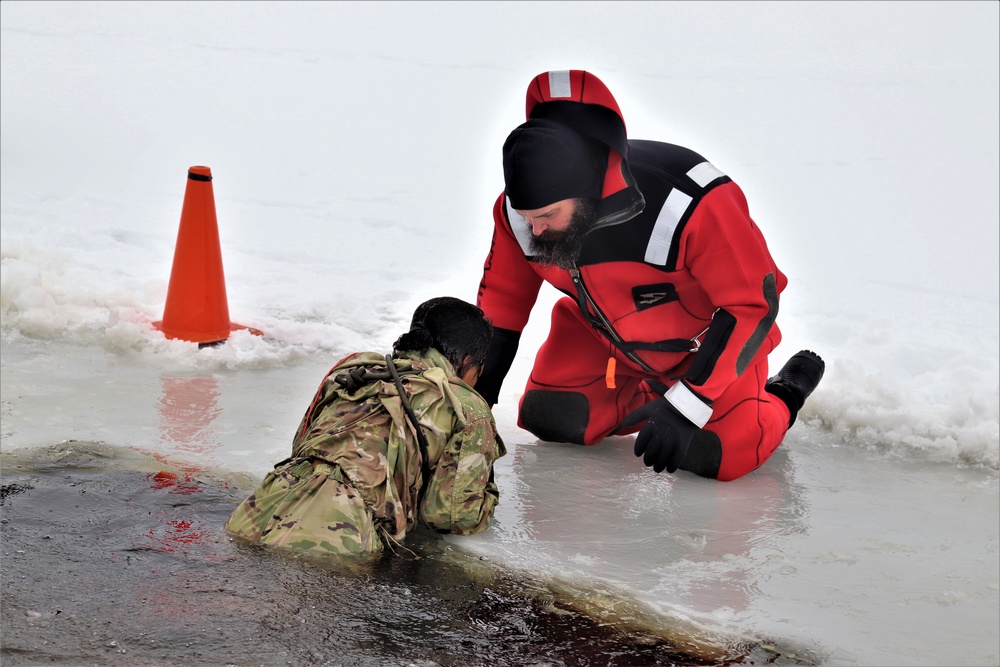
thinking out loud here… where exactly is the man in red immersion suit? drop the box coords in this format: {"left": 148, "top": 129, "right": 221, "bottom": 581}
{"left": 474, "top": 70, "right": 825, "bottom": 481}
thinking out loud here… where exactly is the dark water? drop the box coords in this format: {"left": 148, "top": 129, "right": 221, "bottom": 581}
{"left": 1, "top": 442, "right": 806, "bottom": 667}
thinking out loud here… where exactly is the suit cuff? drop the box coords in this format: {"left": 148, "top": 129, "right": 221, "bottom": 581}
{"left": 665, "top": 382, "right": 713, "bottom": 428}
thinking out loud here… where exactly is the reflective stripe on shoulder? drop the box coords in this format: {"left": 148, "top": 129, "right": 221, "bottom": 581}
{"left": 644, "top": 189, "right": 693, "bottom": 265}
{"left": 687, "top": 161, "right": 726, "bottom": 188}
{"left": 643, "top": 163, "right": 725, "bottom": 266}
{"left": 506, "top": 197, "right": 535, "bottom": 256}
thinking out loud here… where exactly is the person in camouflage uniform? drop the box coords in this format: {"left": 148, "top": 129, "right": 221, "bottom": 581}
{"left": 224, "top": 297, "right": 505, "bottom": 557}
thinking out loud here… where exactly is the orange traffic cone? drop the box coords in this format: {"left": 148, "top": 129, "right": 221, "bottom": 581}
{"left": 153, "top": 166, "right": 263, "bottom": 345}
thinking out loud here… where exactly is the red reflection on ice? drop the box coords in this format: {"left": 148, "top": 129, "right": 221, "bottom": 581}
{"left": 145, "top": 518, "right": 211, "bottom": 553}
{"left": 145, "top": 470, "right": 204, "bottom": 495}
{"left": 156, "top": 374, "right": 223, "bottom": 457}
{"left": 134, "top": 373, "right": 228, "bottom": 494}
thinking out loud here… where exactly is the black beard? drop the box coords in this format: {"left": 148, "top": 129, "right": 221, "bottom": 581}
{"left": 528, "top": 201, "right": 597, "bottom": 269}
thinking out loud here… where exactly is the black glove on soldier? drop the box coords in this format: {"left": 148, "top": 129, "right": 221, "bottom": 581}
{"left": 620, "top": 397, "right": 699, "bottom": 473}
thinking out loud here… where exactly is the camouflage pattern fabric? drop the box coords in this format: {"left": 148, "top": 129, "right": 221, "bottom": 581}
{"left": 224, "top": 348, "right": 505, "bottom": 557}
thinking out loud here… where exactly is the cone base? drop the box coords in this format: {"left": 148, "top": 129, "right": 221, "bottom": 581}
{"left": 153, "top": 321, "right": 264, "bottom": 346}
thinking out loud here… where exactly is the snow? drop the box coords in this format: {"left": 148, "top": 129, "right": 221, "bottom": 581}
{"left": 2, "top": 2, "right": 998, "bottom": 665}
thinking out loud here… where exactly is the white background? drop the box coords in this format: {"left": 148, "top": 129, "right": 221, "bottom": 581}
{"left": 2, "top": 2, "right": 997, "bottom": 665}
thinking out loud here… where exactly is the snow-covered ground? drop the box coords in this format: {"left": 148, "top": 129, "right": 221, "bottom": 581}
{"left": 2, "top": 2, "right": 997, "bottom": 665}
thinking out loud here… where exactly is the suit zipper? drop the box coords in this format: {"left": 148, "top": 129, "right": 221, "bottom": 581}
{"left": 569, "top": 267, "right": 657, "bottom": 374}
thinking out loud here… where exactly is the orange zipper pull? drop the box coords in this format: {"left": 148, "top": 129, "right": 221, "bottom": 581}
{"left": 605, "top": 356, "right": 617, "bottom": 388}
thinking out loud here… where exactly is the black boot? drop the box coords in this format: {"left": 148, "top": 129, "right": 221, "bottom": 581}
{"left": 765, "top": 350, "right": 825, "bottom": 427}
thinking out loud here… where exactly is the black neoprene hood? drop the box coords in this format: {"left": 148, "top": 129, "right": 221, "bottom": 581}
{"left": 502, "top": 118, "right": 605, "bottom": 210}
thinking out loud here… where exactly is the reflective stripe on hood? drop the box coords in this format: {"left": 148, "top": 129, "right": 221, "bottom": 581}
{"left": 523, "top": 70, "right": 645, "bottom": 230}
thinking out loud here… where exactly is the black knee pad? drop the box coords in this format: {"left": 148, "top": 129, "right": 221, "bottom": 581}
{"left": 519, "top": 390, "right": 589, "bottom": 444}
{"left": 679, "top": 429, "right": 723, "bottom": 479}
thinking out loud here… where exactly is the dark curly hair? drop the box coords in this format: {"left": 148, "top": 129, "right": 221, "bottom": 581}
{"left": 392, "top": 297, "right": 492, "bottom": 376}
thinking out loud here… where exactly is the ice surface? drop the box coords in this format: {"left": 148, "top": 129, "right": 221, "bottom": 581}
{"left": 2, "top": 2, "right": 998, "bottom": 664}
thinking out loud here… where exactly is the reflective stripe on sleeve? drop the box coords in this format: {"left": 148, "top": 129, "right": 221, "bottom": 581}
{"left": 665, "top": 381, "right": 713, "bottom": 428}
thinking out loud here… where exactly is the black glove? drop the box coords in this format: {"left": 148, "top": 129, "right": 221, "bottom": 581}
{"left": 620, "top": 397, "right": 699, "bottom": 474}
{"left": 474, "top": 326, "right": 520, "bottom": 406}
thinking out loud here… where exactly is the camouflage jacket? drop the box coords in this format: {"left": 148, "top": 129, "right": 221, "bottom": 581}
{"left": 284, "top": 348, "right": 504, "bottom": 545}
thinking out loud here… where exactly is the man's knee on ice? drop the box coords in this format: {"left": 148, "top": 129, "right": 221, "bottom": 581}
{"left": 519, "top": 390, "right": 589, "bottom": 444}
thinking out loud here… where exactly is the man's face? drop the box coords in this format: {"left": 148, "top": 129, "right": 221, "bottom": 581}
{"left": 515, "top": 198, "right": 596, "bottom": 269}
{"left": 516, "top": 198, "right": 577, "bottom": 238}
